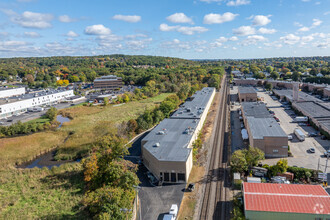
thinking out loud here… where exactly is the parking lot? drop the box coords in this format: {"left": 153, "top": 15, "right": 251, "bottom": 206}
{"left": 0, "top": 99, "right": 87, "bottom": 126}
{"left": 257, "top": 89, "right": 329, "bottom": 170}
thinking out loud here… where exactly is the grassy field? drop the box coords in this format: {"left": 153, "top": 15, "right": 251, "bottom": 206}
{"left": 0, "top": 163, "right": 87, "bottom": 219}
{"left": 0, "top": 93, "right": 172, "bottom": 219}
{"left": 0, "top": 93, "right": 172, "bottom": 167}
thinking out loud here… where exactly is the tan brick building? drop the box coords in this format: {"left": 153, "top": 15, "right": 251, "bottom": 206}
{"left": 238, "top": 87, "right": 258, "bottom": 102}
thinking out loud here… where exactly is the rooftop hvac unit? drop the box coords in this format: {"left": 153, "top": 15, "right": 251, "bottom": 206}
{"left": 154, "top": 143, "right": 160, "bottom": 147}
{"left": 157, "top": 131, "right": 165, "bottom": 135}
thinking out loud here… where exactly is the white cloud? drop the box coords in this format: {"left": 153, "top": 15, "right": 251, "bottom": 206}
{"left": 227, "top": 0, "right": 250, "bottom": 6}
{"left": 324, "top": 11, "right": 330, "bottom": 15}
{"left": 301, "top": 35, "right": 314, "bottom": 42}
{"left": 258, "top": 27, "right": 276, "bottom": 34}
{"left": 203, "top": 12, "right": 238, "bottom": 24}
{"left": 177, "top": 26, "right": 208, "bottom": 35}
{"left": 298, "top": 26, "right": 310, "bottom": 32}
{"left": 240, "top": 35, "right": 267, "bottom": 46}
{"left": 159, "top": 23, "right": 208, "bottom": 35}
{"left": 233, "top": 26, "right": 255, "bottom": 36}
{"left": 229, "top": 36, "right": 238, "bottom": 41}
{"left": 311, "top": 18, "right": 322, "bottom": 27}
{"left": 58, "top": 15, "right": 76, "bottom": 23}
{"left": 0, "top": 41, "right": 29, "bottom": 47}
{"left": 159, "top": 23, "right": 179, "bottom": 31}
{"left": 280, "top": 34, "right": 300, "bottom": 45}
{"left": 200, "top": 0, "right": 222, "bottom": 2}
{"left": 4, "top": 10, "right": 53, "bottom": 29}
{"left": 252, "top": 15, "right": 271, "bottom": 26}
{"left": 84, "top": 24, "right": 111, "bottom": 35}
{"left": 66, "top": 31, "right": 79, "bottom": 37}
{"left": 24, "top": 31, "right": 40, "bottom": 38}
{"left": 126, "top": 38, "right": 152, "bottom": 50}
{"left": 112, "top": 15, "right": 141, "bottom": 23}
{"left": 301, "top": 0, "right": 311, "bottom": 2}
{"left": 166, "top": 13, "right": 193, "bottom": 24}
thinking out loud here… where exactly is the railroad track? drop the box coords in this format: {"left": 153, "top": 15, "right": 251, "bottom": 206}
{"left": 199, "top": 74, "right": 230, "bottom": 220}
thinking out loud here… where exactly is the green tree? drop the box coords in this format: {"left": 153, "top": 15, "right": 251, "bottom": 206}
{"left": 266, "top": 66, "right": 273, "bottom": 73}
{"left": 270, "top": 71, "right": 279, "bottom": 80}
{"left": 45, "top": 107, "right": 58, "bottom": 122}
{"left": 103, "top": 97, "right": 109, "bottom": 106}
{"left": 265, "top": 82, "right": 273, "bottom": 91}
{"left": 244, "top": 146, "right": 265, "bottom": 168}
{"left": 231, "top": 150, "right": 248, "bottom": 173}
{"left": 292, "top": 71, "right": 300, "bottom": 81}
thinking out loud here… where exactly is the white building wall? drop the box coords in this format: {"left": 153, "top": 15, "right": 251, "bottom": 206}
{"left": 0, "top": 90, "right": 74, "bottom": 118}
{"left": 0, "top": 87, "right": 25, "bottom": 99}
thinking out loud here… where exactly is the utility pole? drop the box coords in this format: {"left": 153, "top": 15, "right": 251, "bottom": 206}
{"left": 324, "top": 154, "right": 329, "bottom": 182}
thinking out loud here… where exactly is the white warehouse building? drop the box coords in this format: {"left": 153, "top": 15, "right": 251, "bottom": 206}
{"left": 0, "top": 89, "right": 74, "bottom": 119}
{"left": 0, "top": 87, "right": 26, "bottom": 99}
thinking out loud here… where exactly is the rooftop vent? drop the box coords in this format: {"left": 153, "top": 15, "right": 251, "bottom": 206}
{"left": 157, "top": 131, "right": 165, "bottom": 135}
{"left": 153, "top": 143, "right": 160, "bottom": 147}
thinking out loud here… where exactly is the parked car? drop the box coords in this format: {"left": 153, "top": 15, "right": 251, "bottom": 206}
{"left": 308, "top": 132, "right": 318, "bottom": 137}
{"left": 324, "top": 150, "right": 330, "bottom": 157}
{"left": 6, "top": 119, "right": 13, "bottom": 122}
{"left": 298, "top": 122, "right": 307, "bottom": 126}
{"left": 308, "top": 148, "right": 315, "bottom": 153}
{"left": 274, "top": 117, "right": 280, "bottom": 122}
{"left": 187, "top": 183, "right": 195, "bottom": 192}
{"left": 321, "top": 135, "right": 327, "bottom": 140}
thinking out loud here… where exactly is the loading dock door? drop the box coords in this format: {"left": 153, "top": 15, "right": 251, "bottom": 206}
{"left": 164, "top": 172, "right": 170, "bottom": 182}
{"left": 178, "top": 173, "right": 185, "bottom": 182}
{"left": 171, "top": 173, "right": 177, "bottom": 182}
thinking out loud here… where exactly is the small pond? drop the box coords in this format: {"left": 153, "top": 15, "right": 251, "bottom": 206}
{"left": 56, "top": 115, "right": 70, "bottom": 128}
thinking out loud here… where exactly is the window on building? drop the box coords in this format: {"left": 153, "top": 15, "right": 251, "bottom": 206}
{"left": 164, "top": 173, "right": 169, "bottom": 182}
{"left": 273, "top": 149, "right": 279, "bottom": 153}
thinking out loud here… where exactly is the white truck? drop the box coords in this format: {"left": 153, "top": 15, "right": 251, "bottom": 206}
{"left": 163, "top": 204, "right": 178, "bottom": 220}
{"left": 294, "top": 128, "right": 305, "bottom": 141}
{"left": 293, "top": 116, "right": 308, "bottom": 122}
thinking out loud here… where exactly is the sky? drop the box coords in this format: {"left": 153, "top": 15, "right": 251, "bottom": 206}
{"left": 0, "top": 0, "right": 329, "bottom": 59}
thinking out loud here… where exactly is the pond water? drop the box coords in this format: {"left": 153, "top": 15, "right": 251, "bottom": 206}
{"left": 17, "top": 115, "right": 77, "bottom": 169}
{"left": 57, "top": 115, "right": 70, "bottom": 128}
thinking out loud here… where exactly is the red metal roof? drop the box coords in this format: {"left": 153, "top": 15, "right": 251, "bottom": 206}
{"left": 243, "top": 182, "right": 330, "bottom": 215}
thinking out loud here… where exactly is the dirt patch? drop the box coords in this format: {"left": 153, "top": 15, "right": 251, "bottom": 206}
{"left": 178, "top": 166, "right": 205, "bottom": 220}
{"left": 202, "top": 92, "right": 220, "bottom": 142}
{"left": 177, "top": 92, "right": 220, "bottom": 220}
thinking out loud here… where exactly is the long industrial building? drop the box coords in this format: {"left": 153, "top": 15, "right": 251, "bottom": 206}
{"left": 273, "top": 89, "right": 330, "bottom": 136}
{"left": 0, "top": 87, "right": 25, "bottom": 99}
{"left": 0, "top": 89, "right": 74, "bottom": 119}
{"left": 241, "top": 102, "right": 288, "bottom": 158}
{"left": 243, "top": 182, "right": 330, "bottom": 220}
{"left": 141, "top": 87, "right": 215, "bottom": 183}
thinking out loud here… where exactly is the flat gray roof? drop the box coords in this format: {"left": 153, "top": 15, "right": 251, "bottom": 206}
{"left": 294, "top": 101, "right": 330, "bottom": 118}
{"left": 0, "top": 87, "right": 24, "bottom": 91}
{"left": 171, "top": 87, "right": 215, "bottom": 119}
{"left": 273, "top": 89, "right": 322, "bottom": 103}
{"left": 241, "top": 102, "right": 272, "bottom": 118}
{"left": 142, "top": 118, "right": 198, "bottom": 162}
{"left": 247, "top": 117, "right": 288, "bottom": 139}
{"left": 238, "top": 86, "right": 257, "bottom": 94}
{"left": 0, "top": 89, "right": 70, "bottom": 105}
